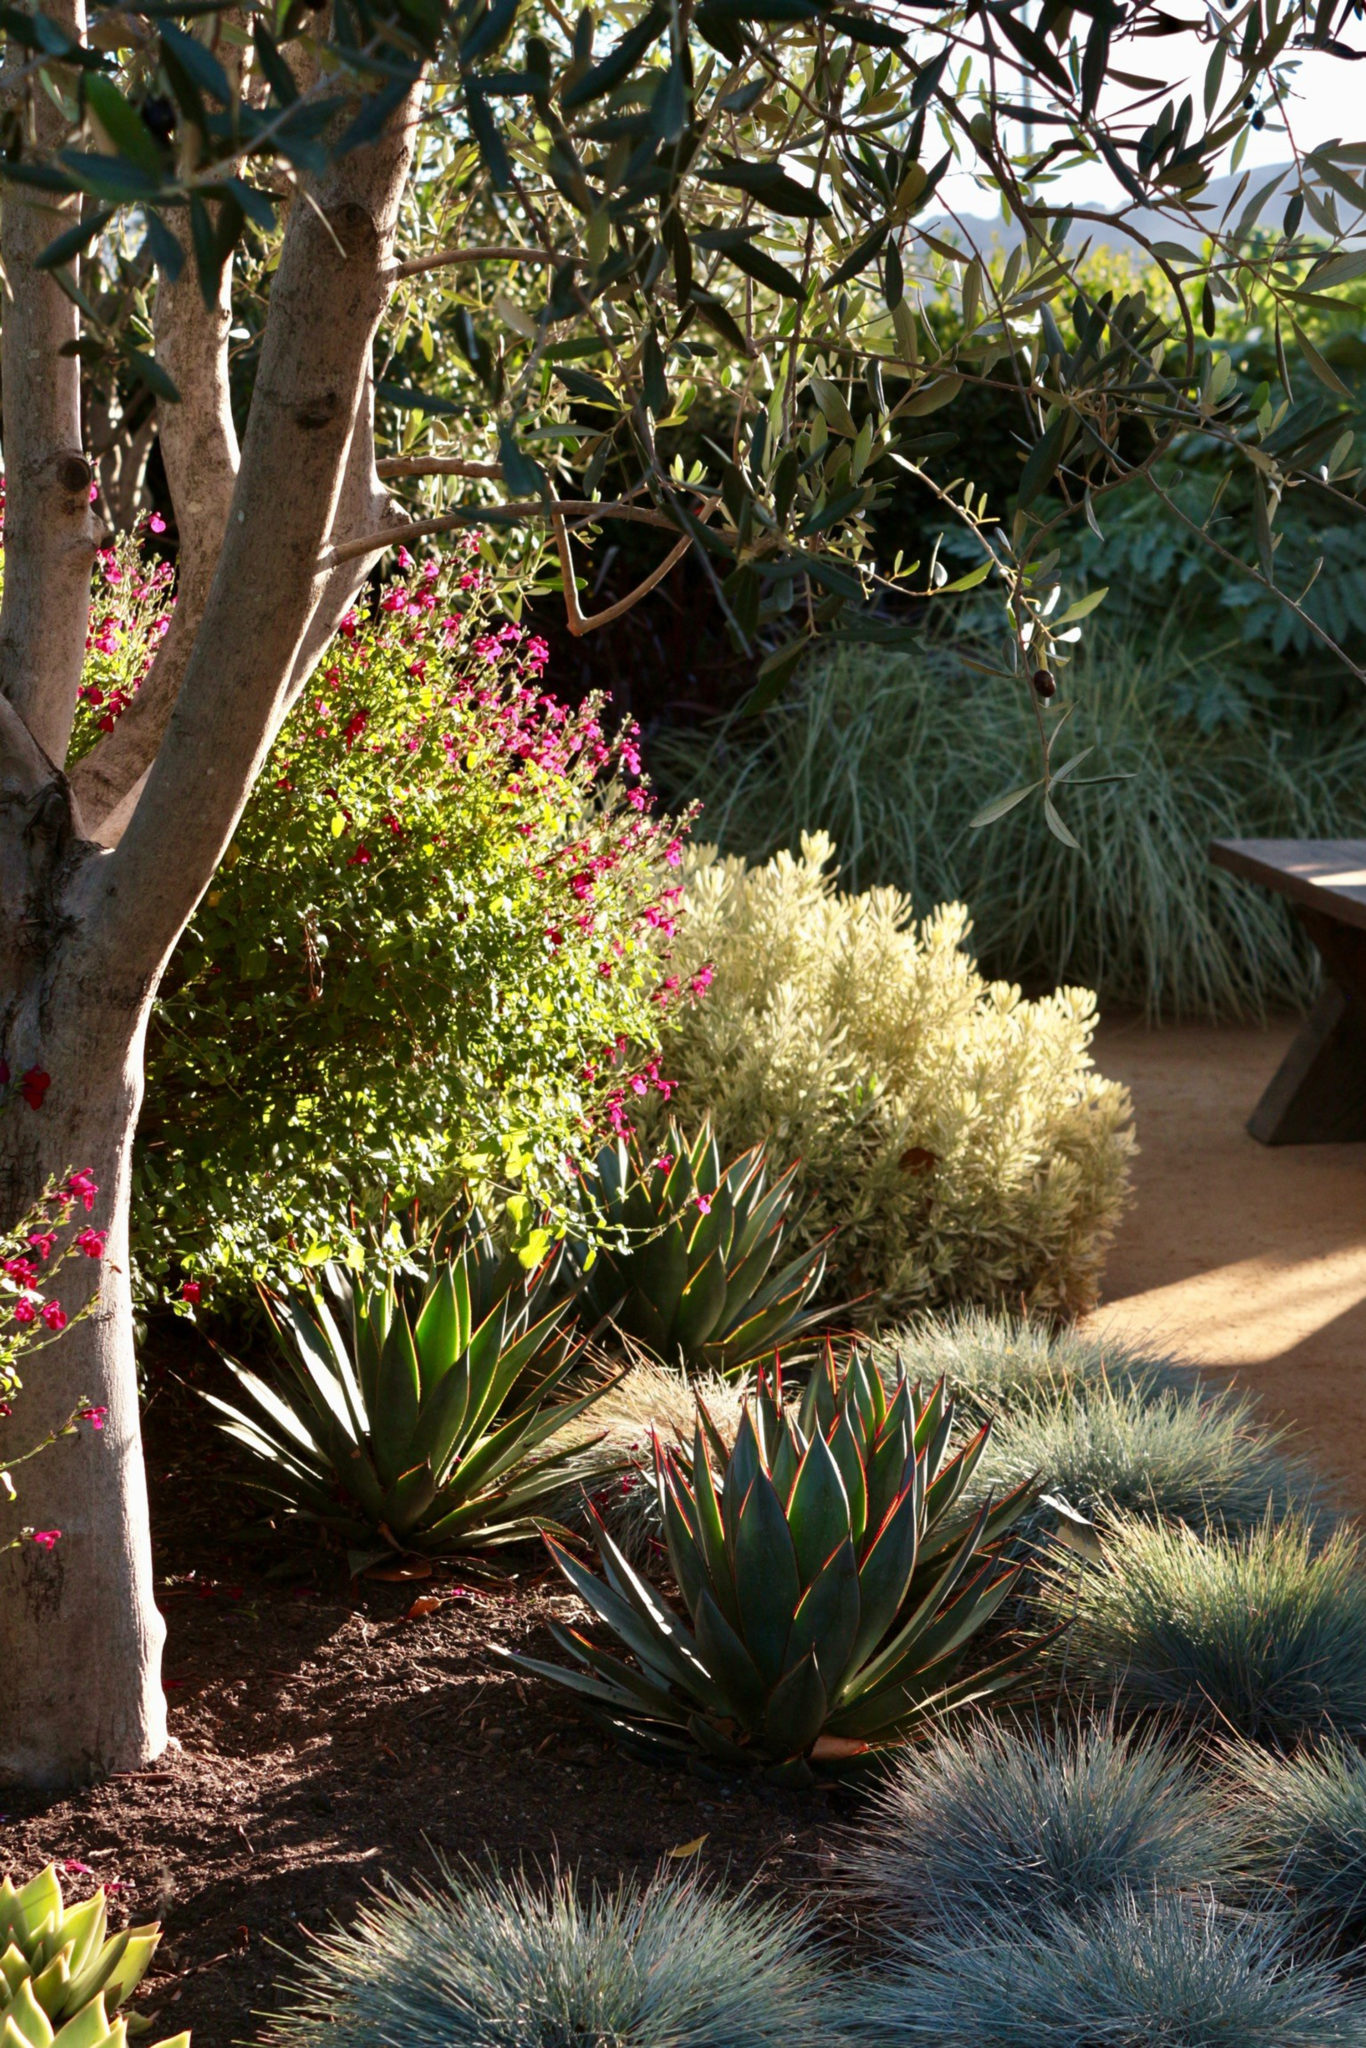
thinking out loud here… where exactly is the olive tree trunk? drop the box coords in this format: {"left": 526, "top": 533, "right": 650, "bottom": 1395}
{"left": 0, "top": 66, "right": 418, "bottom": 1785}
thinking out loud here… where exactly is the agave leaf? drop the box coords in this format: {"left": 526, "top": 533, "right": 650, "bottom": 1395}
{"left": 414, "top": 1266, "right": 460, "bottom": 1391}
{"left": 693, "top": 1587, "right": 768, "bottom": 1721}
{"left": 275, "top": 1294, "right": 364, "bottom": 1446}
{"left": 842, "top": 1502, "right": 994, "bottom": 1705}
{"left": 380, "top": 1460, "right": 439, "bottom": 1539}
{"left": 27, "top": 1953, "right": 69, "bottom": 2020}
{"left": 631, "top": 1222, "right": 690, "bottom": 1334}
{"left": 723, "top": 1410, "right": 762, "bottom": 1559}
{"left": 681, "top": 1426, "right": 739, "bottom": 1628}
{"left": 733, "top": 1469, "right": 801, "bottom": 1685}
{"left": 7, "top": 1977, "right": 56, "bottom": 2048}
{"left": 542, "top": 1624, "right": 685, "bottom": 1716}
{"left": 785, "top": 1536, "right": 860, "bottom": 1687}
{"left": 661, "top": 1464, "right": 709, "bottom": 1616}
{"left": 787, "top": 1429, "right": 852, "bottom": 1586}
{"left": 673, "top": 1249, "right": 729, "bottom": 1356}
{"left": 51, "top": 1898, "right": 105, "bottom": 1992}
{"left": 762, "top": 1646, "right": 829, "bottom": 1758}
{"left": 98, "top": 1933, "right": 157, "bottom": 2013}
{"left": 544, "top": 1531, "right": 720, "bottom": 1706}
{"left": 51, "top": 1998, "right": 110, "bottom": 2048}
{"left": 367, "top": 1304, "right": 423, "bottom": 1488}
{"left": 847, "top": 1482, "right": 921, "bottom": 1670}
{"left": 827, "top": 1410, "right": 869, "bottom": 1548}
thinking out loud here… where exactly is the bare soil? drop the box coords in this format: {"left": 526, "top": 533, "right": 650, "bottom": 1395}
{"left": 2, "top": 1338, "right": 842, "bottom": 2048}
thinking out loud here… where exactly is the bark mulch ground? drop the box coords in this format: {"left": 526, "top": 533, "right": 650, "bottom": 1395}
{"left": 2, "top": 1326, "right": 845, "bottom": 2048}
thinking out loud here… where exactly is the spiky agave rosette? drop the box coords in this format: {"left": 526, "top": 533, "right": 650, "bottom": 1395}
{"left": 0, "top": 1864, "right": 187, "bottom": 2048}
{"left": 512, "top": 1348, "right": 1044, "bottom": 1782}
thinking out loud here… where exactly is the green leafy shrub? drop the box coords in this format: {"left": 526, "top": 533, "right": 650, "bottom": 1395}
{"left": 134, "top": 542, "right": 691, "bottom": 1298}
{"left": 870, "top": 1310, "right": 1193, "bottom": 1416}
{"left": 968, "top": 1377, "right": 1321, "bottom": 1538}
{"left": 852, "top": 1892, "right": 1366, "bottom": 2047}
{"left": 652, "top": 835, "right": 1134, "bottom": 1321}
{"left": 262, "top": 1865, "right": 844, "bottom": 2048}
{"left": 841, "top": 1716, "right": 1236, "bottom": 1933}
{"left": 515, "top": 1350, "right": 1037, "bottom": 1780}
{"left": 1226, "top": 1738, "right": 1366, "bottom": 1949}
{"left": 0, "top": 1864, "right": 188, "bottom": 2048}
{"left": 656, "top": 637, "right": 1366, "bottom": 1020}
{"left": 571, "top": 1124, "right": 830, "bottom": 1377}
{"left": 209, "top": 1224, "right": 612, "bottom": 1570}
{"left": 1045, "top": 1512, "right": 1366, "bottom": 1746}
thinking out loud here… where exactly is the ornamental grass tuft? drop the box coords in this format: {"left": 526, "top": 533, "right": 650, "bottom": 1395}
{"left": 840, "top": 1713, "right": 1236, "bottom": 1933}
{"left": 870, "top": 1309, "right": 1193, "bottom": 1413}
{"left": 261, "top": 1864, "right": 845, "bottom": 2048}
{"left": 850, "top": 1890, "right": 1366, "bottom": 2047}
{"left": 1045, "top": 1511, "right": 1366, "bottom": 1746}
{"left": 968, "top": 1376, "right": 1321, "bottom": 1538}
{"left": 1225, "top": 1737, "right": 1366, "bottom": 1949}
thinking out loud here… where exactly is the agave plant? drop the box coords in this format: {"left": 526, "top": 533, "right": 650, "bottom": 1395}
{"left": 572, "top": 1124, "right": 832, "bottom": 1377}
{"left": 512, "top": 1348, "right": 1039, "bottom": 1781}
{"left": 0, "top": 1864, "right": 187, "bottom": 2048}
{"left": 209, "top": 1225, "right": 616, "bottom": 1570}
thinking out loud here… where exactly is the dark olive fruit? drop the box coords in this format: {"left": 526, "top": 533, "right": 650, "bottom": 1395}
{"left": 140, "top": 96, "right": 176, "bottom": 143}
{"left": 1031, "top": 668, "right": 1057, "bottom": 699}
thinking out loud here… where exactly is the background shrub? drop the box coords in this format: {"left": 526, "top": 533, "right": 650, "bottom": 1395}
{"left": 652, "top": 835, "right": 1135, "bottom": 1321}
{"left": 656, "top": 633, "right": 1366, "bottom": 1021}
{"left": 851, "top": 1892, "right": 1366, "bottom": 2047}
{"left": 1048, "top": 1513, "right": 1366, "bottom": 1746}
{"left": 968, "top": 1377, "right": 1321, "bottom": 1538}
{"left": 134, "top": 546, "right": 690, "bottom": 1297}
{"left": 263, "top": 1864, "right": 844, "bottom": 2048}
{"left": 1226, "top": 1738, "right": 1366, "bottom": 1949}
{"left": 840, "top": 1716, "right": 1235, "bottom": 1934}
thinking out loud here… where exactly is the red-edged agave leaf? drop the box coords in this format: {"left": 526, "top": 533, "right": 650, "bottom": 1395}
{"left": 921, "top": 1416, "right": 996, "bottom": 1530}
{"left": 694, "top": 1585, "right": 768, "bottom": 1723}
{"left": 684, "top": 1424, "right": 740, "bottom": 1629}
{"left": 413, "top": 1264, "right": 460, "bottom": 1389}
{"left": 732, "top": 1469, "right": 802, "bottom": 1686}
{"left": 370, "top": 1302, "right": 423, "bottom": 1488}
{"left": 841, "top": 1500, "right": 996, "bottom": 1706}
{"left": 784, "top": 1536, "right": 860, "bottom": 1689}
{"left": 545, "top": 1622, "right": 685, "bottom": 1716}
{"left": 380, "top": 1459, "right": 439, "bottom": 1541}
{"left": 912, "top": 1375, "right": 948, "bottom": 1455}
{"left": 769, "top": 1416, "right": 802, "bottom": 1506}
{"left": 543, "top": 1529, "right": 722, "bottom": 1709}
{"left": 630, "top": 1219, "right": 690, "bottom": 1334}
{"left": 762, "top": 1646, "right": 829, "bottom": 1760}
{"left": 827, "top": 1408, "right": 869, "bottom": 1549}
{"left": 723, "top": 1406, "right": 764, "bottom": 1558}
{"left": 673, "top": 1246, "right": 730, "bottom": 1355}
{"left": 829, "top": 1572, "right": 1035, "bottom": 1742}
{"left": 847, "top": 1480, "right": 922, "bottom": 1669}
{"left": 787, "top": 1427, "right": 852, "bottom": 1586}
{"left": 660, "top": 1454, "right": 709, "bottom": 1615}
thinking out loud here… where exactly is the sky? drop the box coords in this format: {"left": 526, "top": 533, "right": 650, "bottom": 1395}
{"left": 934, "top": 33, "right": 1366, "bottom": 221}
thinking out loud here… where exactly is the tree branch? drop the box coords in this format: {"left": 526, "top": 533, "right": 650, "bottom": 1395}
{"left": 550, "top": 504, "right": 710, "bottom": 636}
{"left": 86, "top": 90, "right": 423, "bottom": 975}
{"left": 376, "top": 455, "right": 503, "bottom": 479}
{"left": 0, "top": 0, "right": 102, "bottom": 764}
{"left": 71, "top": 218, "right": 242, "bottom": 842}
{"left": 320, "top": 496, "right": 683, "bottom": 567}
{"left": 391, "top": 243, "right": 563, "bottom": 279}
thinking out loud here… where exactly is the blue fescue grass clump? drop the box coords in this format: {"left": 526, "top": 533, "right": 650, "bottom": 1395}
{"left": 260, "top": 1864, "right": 846, "bottom": 2048}
{"left": 1226, "top": 1738, "right": 1366, "bottom": 1949}
{"left": 850, "top": 1891, "right": 1366, "bottom": 2047}
{"left": 841, "top": 1715, "right": 1236, "bottom": 1934}
{"left": 968, "top": 1375, "right": 1323, "bottom": 1538}
{"left": 1046, "top": 1511, "right": 1366, "bottom": 1746}
{"left": 871, "top": 1309, "right": 1194, "bottom": 1415}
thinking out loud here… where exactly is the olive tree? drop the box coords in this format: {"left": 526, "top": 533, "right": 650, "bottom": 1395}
{"left": 0, "top": 0, "right": 1361, "bottom": 1785}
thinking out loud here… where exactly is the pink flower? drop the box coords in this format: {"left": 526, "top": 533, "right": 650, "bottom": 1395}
{"left": 74, "top": 1228, "right": 105, "bottom": 1260}
{"left": 31, "top": 1530, "right": 60, "bottom": 1551}
{"left": 346, "top": 845, "right": 372, "bottom": 867}
{"left": 689, "top": 966, "right": 715, "bottom": 997}
{"left": 27, "top": 1231, "right": 57, "bottom": 1261}
{"left": 4, "top": 1259, "right": 37, "bottom": 1287}
{"left": 41, "top": 1302, "right": 67, "bottom": 1332}
{"left": 664, "top": 840, "right": 683, "bottom": 867}
{"left": 180, "top": 1281, "right": 202, "bottom": 1306}
{"left": 65, "top": 1171, "right": 97, "bottom": 1212}
{"left": 78, "top": 1405, "right": 107, "bottom": 1431}
{"left": 148, "top": 512, "right": 166, "bottom": 534}
{"left": 652, "top": 1154, "right": 675, "bottom": 1173}
{"left": 12, "top": 1300, "right": 36, "bottom": 1325}
{"left": 694, "top": 1193, "right": 713, "bottom": 1214}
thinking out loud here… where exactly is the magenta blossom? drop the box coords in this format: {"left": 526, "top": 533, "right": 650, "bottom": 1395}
{"left": 40, "top": 1303, "right": 67, "bottom": 1332}
{"left": 31, "top": 1530, "right": 60, "bottom": 1551}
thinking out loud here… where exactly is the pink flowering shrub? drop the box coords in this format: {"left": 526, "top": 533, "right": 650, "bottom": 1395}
{"left": 0, "top": 1171, "right": 108, "bottom": 1558}
{"left": 134, "top": 539, "right": 693, "bottom": 1294}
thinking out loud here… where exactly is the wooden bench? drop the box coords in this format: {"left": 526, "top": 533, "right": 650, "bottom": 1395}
{"left": 1210, "top": 837, "right": 1366, "bottom": 1144}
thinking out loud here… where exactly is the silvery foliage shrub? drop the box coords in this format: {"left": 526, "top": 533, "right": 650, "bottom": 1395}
{"left": 851, "top": 1891, "right": 1366, "bottom": 2047}
{"left": 1226, "top": 1738, "right": 1366, "bottom": 1948}
{"left": 1046, "top": 1511, "right": 1366, "bottom": 1745}
{"left": 262, "top": 1864, "right": 845, "bottom": 2048}
{"left": 870, "top": 1310, "right": 1193, "bottom": 1416}
{"left": 841, "top": 1715, "right": 1236, "bottom": 1933}
{"left": 966, "top": 1376, "right": 1322, "bottom": 1539}
{"left": 654, "top": 834, "right": 1135, "bottom": 1321}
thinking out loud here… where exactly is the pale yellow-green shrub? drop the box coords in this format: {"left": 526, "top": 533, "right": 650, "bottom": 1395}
{"left": 655, "top": 833, "right": 1135, "bottom": 1321}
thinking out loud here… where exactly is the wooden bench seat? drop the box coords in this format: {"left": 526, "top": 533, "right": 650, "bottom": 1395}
{"left": 1210, "top": 838, "right": 1366, "bottom": 1144}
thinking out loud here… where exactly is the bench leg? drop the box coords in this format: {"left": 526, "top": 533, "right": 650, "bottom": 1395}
{"left": 1249, "top": 979, "right": 1366, "bottom": 1144}
{"left": 1249, "top": 905, "right": 1366, "bottom": 1144}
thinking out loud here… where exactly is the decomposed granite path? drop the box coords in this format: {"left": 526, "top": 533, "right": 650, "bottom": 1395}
{"left": 1089, "top": 1015, "right": 1366, "bottom": 1507}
